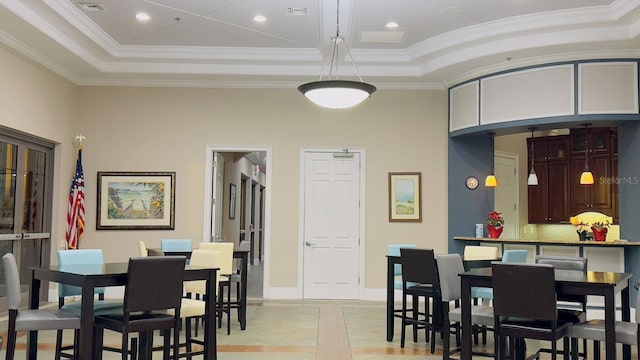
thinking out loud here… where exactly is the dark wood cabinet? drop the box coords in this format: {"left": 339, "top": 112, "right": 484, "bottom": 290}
{"left": 527, "top": 127, "right": 618, "bottom": 223}
{"left": 527, "top": 136, "right": 570, "bottom": 223}
{"left": 569, "top": 154, "right": 613, "bottom": 216}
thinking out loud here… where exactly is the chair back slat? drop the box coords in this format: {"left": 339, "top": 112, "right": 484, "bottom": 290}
{"left": 435, "top": 254, "right": 465, "bottom": 302}
{"left": 124, "top": 256, "right": 186, "bottom": 313}
{"left": 492, "top": 262, "right": 557, "bottom": 321}
{"left": 400, "top": 248, "right": 437, "bottom": 285}
{"left": 2, "top": 254, "right": 22, "bottom": 310}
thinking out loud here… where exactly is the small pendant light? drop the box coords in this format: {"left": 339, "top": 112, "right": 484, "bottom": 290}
{"left": 485, "top": 132, "right": 498, "bottom": 187}
{"left": 527, "top": 127, "right": 539, "bottom": 186}
{"left": 580, "top": 123, "right": 595, "bottom": 185}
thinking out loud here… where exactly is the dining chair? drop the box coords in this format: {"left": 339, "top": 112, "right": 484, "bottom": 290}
{"left": 471, "top": 249, "right": 528, "bottom": 301}
{"left": 138, "top": 241, "right": 148, "bottom": 257}
{"left": 492, "top": 262, "right": 574, "bottom": 360}
{"left": 387, "top": 244, "right": 416, "bottom": 323}
{"left": 197, "top": 241, "right": 235, "bottom": 334}
{"left": 535, "top": 255, "right": 589, "bottom": 358}
{"left": 179, "top": 249, "right": 221, "bottom": 359}
{"left": 161, "top": 239, "right": 193, "bottom": 252}
{"left": 463, "top": 245, "right": 499, "bottom": 261}
{"left": 567, "top": 282, "right": 640, "bottom": 360}
{"left": 3, "top": 253, "right": 81, "bottom": 360}
{"left": 56, "top": 249, "right": 123, "bottom": 359}
{"left": 436, "top": 253, "right": 495, "bottom": 360}
{"left": 93, "top": 256, "right": 186, "bottom": 360}
{"left": 399, "top": 247, "right": 441, "bottom": 353}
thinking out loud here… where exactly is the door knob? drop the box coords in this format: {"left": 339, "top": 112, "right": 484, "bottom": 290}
{"left": 305, "top": 241, "right": 315, "bottom": 247}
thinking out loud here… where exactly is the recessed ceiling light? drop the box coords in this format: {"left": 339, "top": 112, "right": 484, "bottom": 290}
{"left": 136, "top": 12, "right": 150, "bottom": 22}
{"left": 386, "top": 21, "right": 399, "bottom": 29}
{"left": 253, "top": 15, "right": 267, "bottom": 22}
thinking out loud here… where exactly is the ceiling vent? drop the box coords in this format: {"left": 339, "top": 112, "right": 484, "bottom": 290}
{"left": 287, "top": 7, "right": 308, "bottom": 15}
{"left": 77, "top": 3, "right": 108, "bottom": 12}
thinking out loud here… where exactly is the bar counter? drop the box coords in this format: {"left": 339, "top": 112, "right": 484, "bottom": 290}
{"left": 454, "top": 236, "right": 640, "bottom": 246}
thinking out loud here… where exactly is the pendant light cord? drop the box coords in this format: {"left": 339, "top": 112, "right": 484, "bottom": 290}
{"left": 318, "top": 0, "right": 365, "bottom": 82}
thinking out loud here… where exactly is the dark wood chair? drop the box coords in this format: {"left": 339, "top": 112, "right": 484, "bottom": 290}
{"left": 492, "top": 262, "right": 573, "bottom": 360}
{"left": 93, "top": 256, "right": 186, "bottom": 360}
{"left": 399, "top": 247, "right": 442, "bottom": 353}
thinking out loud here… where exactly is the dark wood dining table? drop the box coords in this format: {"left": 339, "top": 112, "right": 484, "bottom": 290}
{"left": 153, "top": 248, "right": 250, "bottom": 331}
{"left": 28, "top": 262, "right": 219, "bottom": 360}
{"left": 460, "top": 267, "right": 632, "bottom": 360}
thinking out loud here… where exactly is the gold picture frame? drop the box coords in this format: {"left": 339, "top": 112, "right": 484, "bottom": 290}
{"left": 388, "top": 172, "right": 422, "bottom": 222}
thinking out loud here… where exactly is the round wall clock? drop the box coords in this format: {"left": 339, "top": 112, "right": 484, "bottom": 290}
{"left": 465, "top": 176, "right": 479, "bottom": 190}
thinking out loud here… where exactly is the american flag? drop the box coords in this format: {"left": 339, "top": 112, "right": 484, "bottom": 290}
{"left": 65, "top": 148, "right": 85, "bottom": 249}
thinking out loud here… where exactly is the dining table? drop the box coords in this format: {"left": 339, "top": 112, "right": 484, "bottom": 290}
{"left": 460, "top": 267, "right": 632, "bottom": 360}
{"left": 28, "top": 262, "right": 219, "bottom": 360}
{"left": 152, "top": 248, "right": 250, "bottom": 331}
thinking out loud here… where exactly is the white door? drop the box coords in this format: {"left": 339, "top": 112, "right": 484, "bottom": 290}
{"left": 495, "top": 151, "right": 519, "bottom": 239}
{"left": 210, "top": 153, "right": 225, "bottom": 241}
{"left": 303, "top": 151, "right": 361, "bottom": 299}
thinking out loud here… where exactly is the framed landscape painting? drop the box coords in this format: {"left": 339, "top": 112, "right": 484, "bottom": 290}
{"left": 388, "top": 172, "right": 422, "bottom": 222}
{"left": 96, "top": 171, "right": 176, "bottom": 230}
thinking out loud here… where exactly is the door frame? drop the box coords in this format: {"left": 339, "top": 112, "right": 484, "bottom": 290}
{"left": 298, "top": 147, "right": 366, "bottom": 298}
{"left": 203, "top": 145, "right": 272, "bottom": 296}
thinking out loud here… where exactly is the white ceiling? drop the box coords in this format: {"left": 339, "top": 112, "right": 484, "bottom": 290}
{"left": 1, "top": 0, "right": 639, "bottom": 89}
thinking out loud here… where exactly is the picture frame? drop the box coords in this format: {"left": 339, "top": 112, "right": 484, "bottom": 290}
{"left": 96, "top": 171, "right": 176, "bottom": 230}
{"left": 388, "top": 172, "right": 422, "bottom": 222}
{"left": 229, "top": 183, "right": 237, "bottom": 219}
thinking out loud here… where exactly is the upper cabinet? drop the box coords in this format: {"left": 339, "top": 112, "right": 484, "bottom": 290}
{"left": 527, "top": 127, "right": 618, "bottom": 223}
{"left": 527, "top": 135, "right": 570, "bottom": 223}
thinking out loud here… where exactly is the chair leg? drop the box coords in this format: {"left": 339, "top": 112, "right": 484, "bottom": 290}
{"left": 441, "top": 305, "right": 450, "bottom": 359}
{"left": 5, "top": 318, "right": 16, "bottom": 360}
{"left": 186, "top": 317, "right": 193, "bottom": 360}
{"left": 173, "top": 326, "right": 180, "bottom": 360}
{"left": 54, "top": 329, "right": 63, "bottom": 360}
{"left": 400, "top": 291, "right": 407, "bottom": 348}
{"left": 226, "top": 282, "right": 231, "bottom": 335}
{"left": 412, "top": 295, "right": 419, "bottom": 342}
{"left": 593, "top": 340, "right": 601, "bottom": 360}
{"left": 163, "top": 329, "right": 171, "bottom": 360}
{"left": 563, "top": 337, "right": 570, "bottom": 360}
{"left": 94, "top": 327, "right": 105, "bottom": 360}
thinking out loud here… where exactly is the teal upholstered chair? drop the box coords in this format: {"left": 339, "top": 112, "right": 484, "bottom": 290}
{"left": 471, "top": 249, "right": 528, "bottom": 301}
{"left": 56, "top": 249, "right": 122, "bottom": 359}
{"left": 161, "top": 238, "right": 193, "bottom": 252}
{"left": 387, "top": 244, "right": 417, "bottom": 290}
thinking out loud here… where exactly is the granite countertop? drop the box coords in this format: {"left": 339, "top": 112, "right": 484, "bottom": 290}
{"left": 454, "top": 236, "right": 640, "bottom": 246}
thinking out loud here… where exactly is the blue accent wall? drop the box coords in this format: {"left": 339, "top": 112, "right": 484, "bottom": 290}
{"left": 619, "top": 122, "right": 640, "bottom": 300}
{"left": 448, "top": 134, "right": 494, "bottom": 255}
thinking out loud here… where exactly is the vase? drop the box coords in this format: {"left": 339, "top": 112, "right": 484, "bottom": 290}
{"left": 487, "top": 225, "right": 503, "bottom": 239}
{"left": 591, "top": 227, "right": 608, "bottom": 241}
{"left": 577, "top": 230, "right": 587, "bottom": 241}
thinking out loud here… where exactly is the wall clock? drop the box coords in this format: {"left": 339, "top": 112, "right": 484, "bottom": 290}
{"left": 465, "top": 176, "right": 479, "bottom": 190}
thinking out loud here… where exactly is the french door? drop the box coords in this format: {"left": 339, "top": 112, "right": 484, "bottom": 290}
{"left": 0, "top": 131, "right": 54, "bottom": 307}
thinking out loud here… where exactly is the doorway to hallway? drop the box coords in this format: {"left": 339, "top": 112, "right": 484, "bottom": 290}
{"left": 204, "top": 146, "right": 270, "bottom": 299}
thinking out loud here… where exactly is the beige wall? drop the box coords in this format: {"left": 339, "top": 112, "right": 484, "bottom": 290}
{"left": 0, "top": 43, "right": 450, "bottom": 297}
